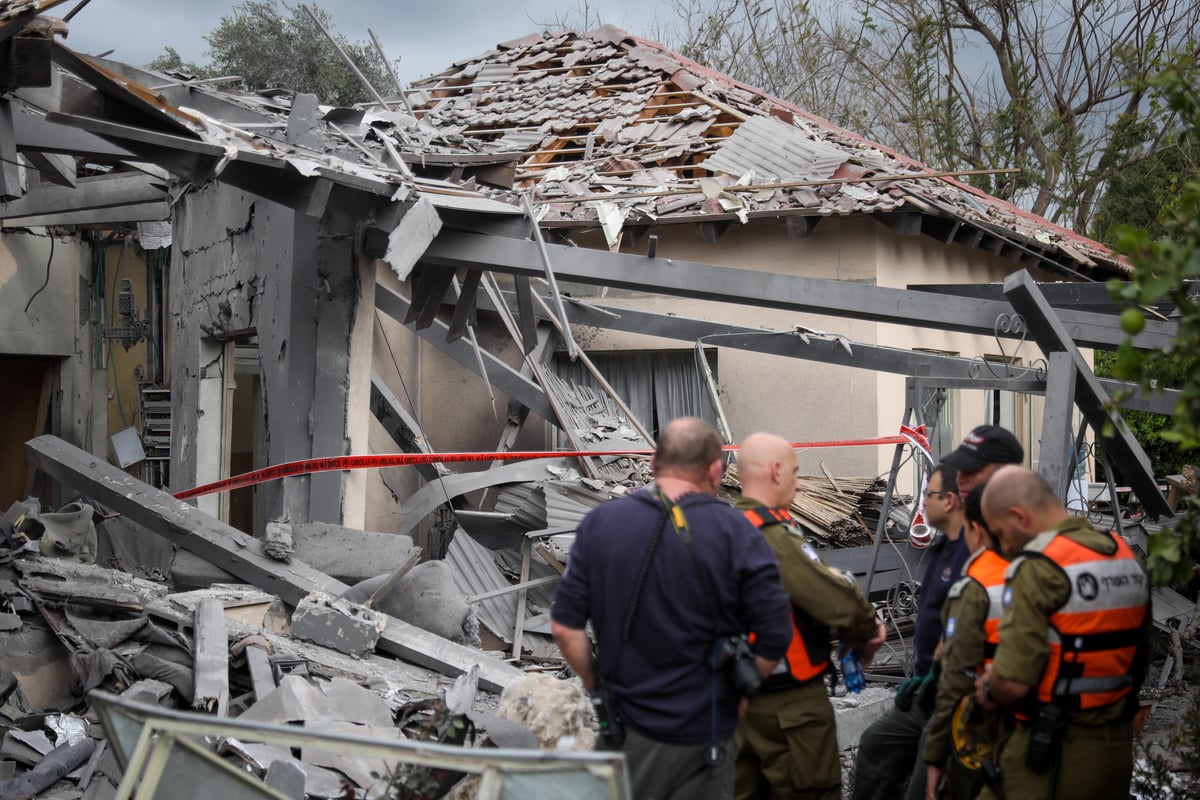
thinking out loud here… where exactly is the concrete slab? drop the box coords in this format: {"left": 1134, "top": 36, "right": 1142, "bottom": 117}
{"left": 290, "top": 521, "right": 414, "bottom": 585}
{"left": 833, "top": 686, "right": 894, "bottom": 750}
{"left": 290, "top": 592, "right": 386, "bottom": 657}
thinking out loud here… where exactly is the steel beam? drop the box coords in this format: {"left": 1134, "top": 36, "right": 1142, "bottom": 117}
{"left": 369, "top": 373, "right": 443, "bottom": 483}
{"left": 12, "top": 109, "right": 139, "bottom": 159}
{"left": 1003, "top": 271, "right": 1171, "bottom": 519}
{"left": 500, "top": 296, "right": 1181, "bottom": 415}
{"left": 422, "top": 230, "right": 1175, "bottom": 351}
{"left": 0, "top": 201, "right": 168, "bottom": 227}
{"left": 0, "top": 172, "right": 164, "bottom": 219}
{"left": 374, "top": 283, "right": 555, "bottom": 422}
{"left": 0, "top": 99, "right": 19, "bottom": 201}
{"left": 25, "top": 435, "right": 523, "bottom": 693}
{"left": 1040, "top": 352, "right": 1078, "bottom": 497}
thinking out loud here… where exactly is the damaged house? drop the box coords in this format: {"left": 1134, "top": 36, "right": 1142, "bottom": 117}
{"left": 0, "top": 4, "right": 1192, "bottom": 795}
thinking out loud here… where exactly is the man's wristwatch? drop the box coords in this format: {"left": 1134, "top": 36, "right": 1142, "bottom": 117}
{"left": 983, "top": 679, "right": 994, "bottom": 703}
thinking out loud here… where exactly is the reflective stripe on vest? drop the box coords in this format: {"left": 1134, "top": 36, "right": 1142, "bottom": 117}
{"left": 1023, "top": 530, "right": 1148, "bottom": 712}
{"left": 743, "top": 506, "right": 831, "bottom": 686}
{"left": 964, "top": 547, "right": 1007, "bottom": 669}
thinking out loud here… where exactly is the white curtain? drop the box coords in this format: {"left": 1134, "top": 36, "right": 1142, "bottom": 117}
{"left": 553, "top": 350, "right": 717, "bottom": 437}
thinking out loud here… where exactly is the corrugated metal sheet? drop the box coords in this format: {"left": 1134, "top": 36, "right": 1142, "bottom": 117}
{"left": 445, "top": 530, "right": 558, "bottom": 647}
{"left": 701, "top": 115, "right": 848, "bottom": 182}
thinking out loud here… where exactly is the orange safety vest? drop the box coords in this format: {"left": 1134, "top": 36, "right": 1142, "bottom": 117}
{"left": 743, "top": 506, "right": 832, "bottom": 688}
{"left": 962, "top": 547, "right": 1008, "bottom": 669}
{"left": 1017, "top": 530, "right": 1148, "bottom": 713}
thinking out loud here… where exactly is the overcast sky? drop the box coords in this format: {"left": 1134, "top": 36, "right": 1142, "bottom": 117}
{"left": 64, "top": 0, "right": 676, "bottom": 85}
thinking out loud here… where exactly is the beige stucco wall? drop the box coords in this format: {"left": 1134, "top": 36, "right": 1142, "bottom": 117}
{"left": 369, "top": 212, "right": 1088, "bottom": 529}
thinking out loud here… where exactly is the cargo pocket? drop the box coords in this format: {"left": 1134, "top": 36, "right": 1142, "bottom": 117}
{"left": 778, "top": 698, "right": 840, "bottom": 791}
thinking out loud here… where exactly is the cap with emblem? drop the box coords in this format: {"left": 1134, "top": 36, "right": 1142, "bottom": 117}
{"left": 942, "top": 425, "right": 1024, "bottom": 472}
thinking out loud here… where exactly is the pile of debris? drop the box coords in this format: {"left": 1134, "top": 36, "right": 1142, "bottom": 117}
{"left": 0, "top": 456, "right": 625, "bottom": 799}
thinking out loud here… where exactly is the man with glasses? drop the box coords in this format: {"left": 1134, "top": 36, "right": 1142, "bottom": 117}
{"left": 853, "top": 463, "right": 970, "bottom": 800}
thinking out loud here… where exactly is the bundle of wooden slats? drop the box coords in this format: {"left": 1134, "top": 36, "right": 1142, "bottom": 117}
{"left": 722, "top": 465, "right": 881, "bottom": 545}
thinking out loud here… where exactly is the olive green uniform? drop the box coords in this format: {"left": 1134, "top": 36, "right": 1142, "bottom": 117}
{"left": 733, "top": 498, "right": 879, "bottom": 800}
{"left": 923, "top": 560, "right": 994, "bottom": 799}
{"left": 980, "top": 518, "right": 1152, "bottom": 800}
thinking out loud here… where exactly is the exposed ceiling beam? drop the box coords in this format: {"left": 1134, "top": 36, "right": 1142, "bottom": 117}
{"left": 374, "top": 282, "right": 555, "bottom": 422}
{"left": 0, "top": 171, "right": 164, "bottom": 219}
{"left": 3, "top": 201, "right": 167, "bottom": 227}
{"left": 421, "top": 230, "right": 1175, "bottom": 351}
{"left": 489, "top": 294, "right": 1180, "bottom": 416}
{"left": 12, "top": 109, "right": 139, "bottom": 159}
{"left": 22, "top": 150, "right": 76, "bottom": 187}
{"left": 1003, "top": 271, "right": 1171, "bottom": 519}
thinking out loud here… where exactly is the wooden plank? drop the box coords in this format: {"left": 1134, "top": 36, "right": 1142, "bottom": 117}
{"left": 193, "top": 598, "right": 229, "bottom": 716}
{"left": 25, "top": 435, "right": 524, "bottom": 693}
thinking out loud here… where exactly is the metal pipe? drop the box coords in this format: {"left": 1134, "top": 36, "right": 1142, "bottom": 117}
{"left": 300, "top": 4, "right": 392, "bottom": 110}
{"left": 367, "top": 28, "right": 418, "bottom": 119}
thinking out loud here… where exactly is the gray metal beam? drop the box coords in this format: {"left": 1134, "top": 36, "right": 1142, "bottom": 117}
{"left": 0, "top": 172, "right": 164, "bottom": 219}
{"left": 422, "top": 230, "right": 1175, "bottom": 351}
{"left": 22, "top": 151, "right": 76, "bottom": 188}
{"left": 515, "top": 296, "right": 1181, "bottom": 416}
{"left": 1003, "top": 271, "right": 1171, "bottom": 519}
{"left": 369, "top": 373, "right": 443, "bottom": 483}
{"left": 0, "top": 202, "right": 168, "bottom": 227}
{"left": 375, "top": 283, "right": 556, "bottom": 422}
{"left": 1040, "top": 352, "right": 1078, "bottom": 497}
{"left": 25, "top": 435, "right": 523, "bottom": 693}
{"left": 0, "top": 99, "right": 19, "bottom": 201}
{"left": 11, "top": 109, "right": 139, "bottom": 159}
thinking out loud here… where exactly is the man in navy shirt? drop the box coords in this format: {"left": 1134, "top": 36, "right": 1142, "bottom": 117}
{"left": 552, "top": 417, "right": 792, "bottom": 800}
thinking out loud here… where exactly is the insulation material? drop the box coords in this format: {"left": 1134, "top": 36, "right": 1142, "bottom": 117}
{"left": 495, "top": 674, "right": 596, "bottom": 751}
{"left": 341, "top": 561, "right": 480, "bottom": 646}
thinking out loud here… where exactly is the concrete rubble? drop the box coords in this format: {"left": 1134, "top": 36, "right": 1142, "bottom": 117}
{"left": 0, "top": 434, "right": 951, "bottom": 799}
{"left": 0, "top": 481, "right": 633, "bottom": 799}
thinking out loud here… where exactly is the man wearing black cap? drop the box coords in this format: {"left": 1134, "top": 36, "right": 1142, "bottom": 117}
{"left": 942, "top": 424, "right": 1025, "bottom": 500}
{"left": 851, "top": 426, "right": 1023, "bottom": 800}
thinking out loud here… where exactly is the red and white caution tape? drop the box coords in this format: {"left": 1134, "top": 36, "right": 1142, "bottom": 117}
{"left": 174, "top": 425, "right": 930, "bottom": 500}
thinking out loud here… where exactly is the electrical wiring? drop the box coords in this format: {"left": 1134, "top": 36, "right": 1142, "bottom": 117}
{"left": 22, "top": 235, "right": 54, "bottom": 313}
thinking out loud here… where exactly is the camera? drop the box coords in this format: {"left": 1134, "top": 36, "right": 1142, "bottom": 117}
{"left": 588, "top": 684, "right": 626, "bottom": 748}
{"left": 714, "top": 636, "right": 764, "bottom": 698}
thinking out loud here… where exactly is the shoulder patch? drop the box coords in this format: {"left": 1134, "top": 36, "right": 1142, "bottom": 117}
{"left": 800, "top": 541, "right": 823, "bottom": 564}
{"left": 947, "top": 576, "right": 972, "bottom": 600}
{"left": 945, "top": 617, "right": 957, "bottom": 637}
{"left": 1002, "top": 585, "right": 1014, "bottom": 608}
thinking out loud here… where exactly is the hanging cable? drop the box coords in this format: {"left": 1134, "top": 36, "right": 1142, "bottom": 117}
{"left": 22, "top": 235, "right": 55, "bottom": 313}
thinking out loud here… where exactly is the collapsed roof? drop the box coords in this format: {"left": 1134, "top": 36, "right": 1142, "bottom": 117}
{"left": 395, "top": 25, "right": 1126, "bottom": 278}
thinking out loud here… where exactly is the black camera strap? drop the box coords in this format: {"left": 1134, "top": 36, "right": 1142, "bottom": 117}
{"left": 656, "top": 490, "right": 730, "bottom": 768}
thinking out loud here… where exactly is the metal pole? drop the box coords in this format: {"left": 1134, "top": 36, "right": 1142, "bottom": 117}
{"left": 521, "top": 192, "right": 579, "bottom": 360}
{"left": 367, "top": 28, "right": 418, "bottom": 118}
{"left": 300, "top": 4, "right": 392, "bottom": 110}
{"left": 864, "top": 393, "right": 916, "bottom": 597}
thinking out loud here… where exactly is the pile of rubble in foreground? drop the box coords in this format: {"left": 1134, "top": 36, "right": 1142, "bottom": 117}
{"left": 1, "top": 438, "right": 631, "bottom": 800}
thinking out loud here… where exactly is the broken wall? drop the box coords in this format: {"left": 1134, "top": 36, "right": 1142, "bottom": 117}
{"left": 0, "top": 228, "right": 102, "bottom": 507}
{"left": 170, "top": 182, "right": 374, "bottom": 530}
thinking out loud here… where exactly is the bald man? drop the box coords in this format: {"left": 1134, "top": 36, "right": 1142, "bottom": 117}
{"left": 733, "top": 433, "right": 886, "bottom": 800}
{"left": 974, "top": 467, "right": 1151, "bottom": 800}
